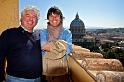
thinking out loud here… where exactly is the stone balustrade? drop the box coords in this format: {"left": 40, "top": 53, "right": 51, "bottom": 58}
{"left": 72, "top": 44, "right": 124, "bottom": 82}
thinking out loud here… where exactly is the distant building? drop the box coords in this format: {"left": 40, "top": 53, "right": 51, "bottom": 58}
{"left": 69, "top": 13, "right": 85, "bottom": 45}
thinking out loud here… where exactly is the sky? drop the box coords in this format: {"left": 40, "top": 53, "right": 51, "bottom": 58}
{"left": 19, "top": 0, "right": 124, "bottom": 29}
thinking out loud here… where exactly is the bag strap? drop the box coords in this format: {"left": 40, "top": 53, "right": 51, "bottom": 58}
{"left": 25, "top": 32, "right": 39, "bottom": 48}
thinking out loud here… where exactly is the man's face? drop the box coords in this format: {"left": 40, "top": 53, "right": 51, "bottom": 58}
{"left": 21, "top": 10, "right": 38, "bottom": 32}
{"left": 48, "top": 13, "right": 61, "bottom": 28}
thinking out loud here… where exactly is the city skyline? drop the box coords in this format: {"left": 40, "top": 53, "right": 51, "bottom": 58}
{"left": 19, "top": 0, "right": 124, "bottom": 29}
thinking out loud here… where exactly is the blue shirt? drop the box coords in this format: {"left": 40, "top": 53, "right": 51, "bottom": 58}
{"left": 40, "top": 28, "right": 72, "bottom": 55}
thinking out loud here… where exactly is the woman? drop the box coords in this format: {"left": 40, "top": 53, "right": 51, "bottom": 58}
{"left": 40, "top": 6, "right": 72, "bottom": 82}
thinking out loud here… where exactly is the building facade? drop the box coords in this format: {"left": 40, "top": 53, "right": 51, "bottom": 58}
{"left": 0, "top": 0, "right": 19, "bottom": 34}
{"left": 70, "top": 13, "right": 85, "bottom": 46}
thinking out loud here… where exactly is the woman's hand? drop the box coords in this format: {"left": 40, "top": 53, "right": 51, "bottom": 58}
{"left": 42, "top": 43, "right": 50, "bottom": 51}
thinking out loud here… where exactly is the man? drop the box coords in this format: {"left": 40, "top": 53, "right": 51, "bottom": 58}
{"left": 0, "top": 6, "right": 42, "bottom": 82}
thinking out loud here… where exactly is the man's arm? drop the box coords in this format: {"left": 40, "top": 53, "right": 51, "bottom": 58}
{"left": 0, "top": 31, "right": 8, "bottom": 81}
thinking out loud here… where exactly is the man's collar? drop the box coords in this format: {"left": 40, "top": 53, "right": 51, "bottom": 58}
{"left": 20, "top": 25, "right": 33, "bottom": 33}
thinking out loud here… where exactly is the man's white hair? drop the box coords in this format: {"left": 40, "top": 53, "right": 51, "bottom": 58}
{"left": 21, "top": 6, "right": 40, "bottom": 19}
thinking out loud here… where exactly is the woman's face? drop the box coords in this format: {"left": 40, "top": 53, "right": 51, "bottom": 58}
{"left": 48, "top": 13, "right": 61, "bottom": 28}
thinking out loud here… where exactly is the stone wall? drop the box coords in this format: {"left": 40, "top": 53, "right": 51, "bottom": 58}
{"left": 72, "top": 45, "right": 124, "bottom": 82}
{"left": 0, "top": 0, "right": 19, "bottom": 34}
